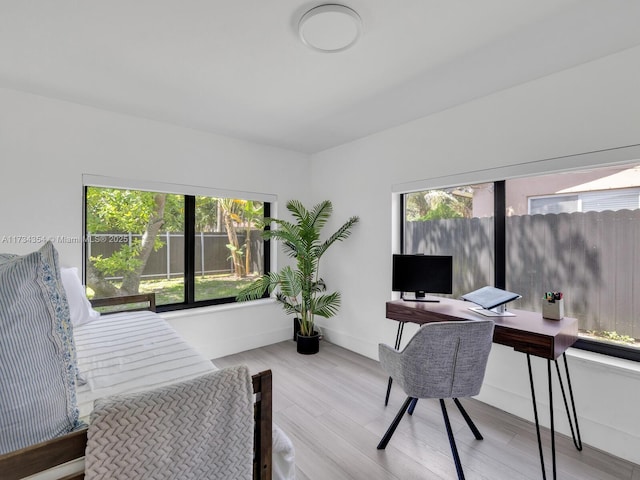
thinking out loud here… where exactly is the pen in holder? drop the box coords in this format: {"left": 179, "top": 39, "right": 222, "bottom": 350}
{"left": 542, "top": 291, "right": 564, "bottom": 320}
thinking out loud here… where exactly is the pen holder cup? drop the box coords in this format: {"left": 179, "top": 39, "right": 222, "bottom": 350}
{"left": 542, "top": 299, "right": 564, "bottom": 320}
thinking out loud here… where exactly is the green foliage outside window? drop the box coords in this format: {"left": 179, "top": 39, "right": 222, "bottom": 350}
{"left": 85, "top": 187, "right": 265, "bottom": 306}
{"left": 405, "top": 188, "right": 473, "bottom": 221}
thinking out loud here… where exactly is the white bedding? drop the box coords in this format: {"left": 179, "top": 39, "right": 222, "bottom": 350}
{"left": 74, "top": 311, "right": 215, "bottom": 419}
{"left": 72, "top": 311, "right": 295, "bottom": 480}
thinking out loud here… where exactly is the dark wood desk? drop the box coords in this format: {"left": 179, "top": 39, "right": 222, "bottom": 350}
{"left": 386, "top": 298, "right": 578, "bottom": 359}
{"left": 385, "top": 298, "right": 582, "bottom": 480}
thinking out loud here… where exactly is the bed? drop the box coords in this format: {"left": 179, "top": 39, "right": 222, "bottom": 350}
{"left": 1, "top": 284, "right": 294, "bottom": 479}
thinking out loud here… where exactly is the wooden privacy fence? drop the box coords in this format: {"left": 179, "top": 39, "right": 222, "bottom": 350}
{"left": 406, "top": 209, "right": 640, "bottom": 340}
{"left": 88, "top": 231, "right": 263, "bottom": 280}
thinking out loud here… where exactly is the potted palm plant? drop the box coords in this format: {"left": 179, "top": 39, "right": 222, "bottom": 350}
{"left": 236, "top": 199, "right": 359, "bottom": 354}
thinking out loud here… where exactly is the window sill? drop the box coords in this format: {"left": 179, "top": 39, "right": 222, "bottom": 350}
{"left": 160, "top": 297, "right": 277, "bottom": 320}
{"left": 567, "top": 347, "right": 640, "bottom": 378}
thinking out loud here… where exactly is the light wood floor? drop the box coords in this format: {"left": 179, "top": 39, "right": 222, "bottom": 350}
{"left": 214, "top": 340, "right": 639, "bottom": 480}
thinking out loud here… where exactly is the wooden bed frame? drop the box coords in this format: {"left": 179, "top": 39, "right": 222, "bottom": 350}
{"left": 0, "top": 294, "right": 273, "bottom": 480}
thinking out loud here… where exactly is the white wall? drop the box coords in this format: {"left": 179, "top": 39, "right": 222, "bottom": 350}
{"left": 0, "top": 86, "right": 310, "bottom": 358}
{"left": 309, "top": 45, "right": 640, "bottom": 464}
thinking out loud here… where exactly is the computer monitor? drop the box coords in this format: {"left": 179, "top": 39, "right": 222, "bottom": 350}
{"left": 392, "top": 254, "right": 453, "bottom": 302}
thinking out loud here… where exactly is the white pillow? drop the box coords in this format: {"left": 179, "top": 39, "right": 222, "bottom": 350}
{"left": 60, "top": 267, "right": 100, "bottom": 326}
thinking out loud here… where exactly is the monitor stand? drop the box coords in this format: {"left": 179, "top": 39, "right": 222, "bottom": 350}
{"left": 403, "top": 292, "right": 441, "bottom": 303}
{"left": 469, "top": 304, "right": 515, "bottom": 317}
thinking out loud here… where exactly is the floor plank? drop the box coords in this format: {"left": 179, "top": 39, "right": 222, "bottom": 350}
{"left": 214, "top": 340, "right": 638, "bottom": 480}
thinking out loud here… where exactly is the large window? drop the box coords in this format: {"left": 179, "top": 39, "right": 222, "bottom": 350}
{"left": 402, "top": 183, "right": 494, "bottom": 298}
{"left": 84, "top": 182, "right": 270, "bottom": 311}
{"left": 401, "top": 162, "right": 640, "bottom": 361}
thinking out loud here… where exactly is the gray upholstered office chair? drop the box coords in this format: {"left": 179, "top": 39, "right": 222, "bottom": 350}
{"left": 377, "top": 319, "right": 495, "bottom": 480}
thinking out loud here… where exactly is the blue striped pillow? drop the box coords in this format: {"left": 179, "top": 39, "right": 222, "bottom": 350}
{"left": 0, "top": 242, "right": 82, "bottom": 454}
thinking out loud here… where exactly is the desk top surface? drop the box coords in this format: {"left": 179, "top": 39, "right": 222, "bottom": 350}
{"left": 386, "top": 297, "right": 578, "bottom": 360}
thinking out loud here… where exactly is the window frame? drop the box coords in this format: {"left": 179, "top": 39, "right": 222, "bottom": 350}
{"left": 394, "top": 144, "right": 640, "bottom": 362}
{"left": 82, "top": 175, "right": 273, "bottom": 313}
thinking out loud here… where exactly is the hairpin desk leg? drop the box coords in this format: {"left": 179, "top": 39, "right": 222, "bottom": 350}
{"left": 385, "top": 322, "right": 404, "bottom": 406}
{"left": 555, "top": 353, "right": 583, "bottom": 451}
{"left": 527, "top": 353, "right": 582, "bottom": 480}
{"left": 548, "top": 359, "right": 557, "bottom": 480}
{"left": 527, "top": 354, "right": 549, "bottom": 480}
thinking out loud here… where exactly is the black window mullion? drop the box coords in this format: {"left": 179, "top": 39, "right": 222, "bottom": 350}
{"left": 82, "top": 186, "right": 89, "bottom": 285}
{"left": 399, "top": 195, "right": 406, "bottom": 253}
{"left": 494, "top": 180, "right": 506, "bottom": 289}
{"left": 184, "top": 195, "right": 196, "bottom": 304}
{"left": 263, "top": 202, "right": 271, "bottom": 278}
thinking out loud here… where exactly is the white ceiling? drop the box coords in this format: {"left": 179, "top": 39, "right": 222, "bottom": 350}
{"left": 2, "top": 1, "right": 640, "bottom": 154}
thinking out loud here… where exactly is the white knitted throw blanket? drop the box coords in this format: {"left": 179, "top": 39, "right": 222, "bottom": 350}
{"left": 84, "top": 365, "right": 254, "bottom": 480}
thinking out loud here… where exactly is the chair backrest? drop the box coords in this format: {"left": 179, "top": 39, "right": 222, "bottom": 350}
{"left": 391, "top": 320, "right": 494, "bottom": 399}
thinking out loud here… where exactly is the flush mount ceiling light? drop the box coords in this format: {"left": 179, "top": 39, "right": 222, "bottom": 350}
{"left": 298, "top": 4, "right": 362, "bottom": 53}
